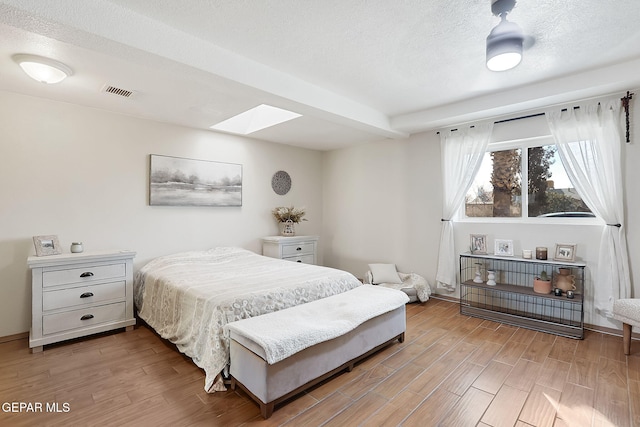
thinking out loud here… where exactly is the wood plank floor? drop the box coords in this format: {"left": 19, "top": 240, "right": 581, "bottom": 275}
{"left": 1, "top": 299, "right": 638, "bottom": 426}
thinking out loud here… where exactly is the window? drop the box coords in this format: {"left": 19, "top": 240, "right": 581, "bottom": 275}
{"left": 464, "top": 137, "right": 593, "bottom": 219}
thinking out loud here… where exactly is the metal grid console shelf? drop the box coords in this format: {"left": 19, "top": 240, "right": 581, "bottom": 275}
{"left": 460, "top": 253, "right": 586, "bottom": 339}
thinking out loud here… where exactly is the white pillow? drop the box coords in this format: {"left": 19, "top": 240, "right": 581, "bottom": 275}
{"left": 368, "top": 263, "right": 402, "bottom": 284}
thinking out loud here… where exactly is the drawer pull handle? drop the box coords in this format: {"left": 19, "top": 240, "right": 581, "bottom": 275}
{"left": 80, "top": 314, "right": 94, "bottom": 321}
{"left": 80, "top": 272, "right": 94, "bottom": 278}
{"left": 296, "top": 247, "right": 302, "bottom": 251}
{"left": 80, "top": 292, "right": 94, "bottom": 298}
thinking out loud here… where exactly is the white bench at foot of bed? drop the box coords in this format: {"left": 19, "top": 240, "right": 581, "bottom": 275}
{"left": 224, "top": 285, "right": 409, "bottom": 418}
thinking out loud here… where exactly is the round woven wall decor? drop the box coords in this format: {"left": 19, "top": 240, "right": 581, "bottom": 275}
{"left": 271, "top": 170, "right": 291, "bottom": 195}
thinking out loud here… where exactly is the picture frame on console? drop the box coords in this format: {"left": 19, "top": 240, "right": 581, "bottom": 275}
{"left": 470, "top": 234, "right": 487, "bottom": 254}
{"left": 494, "top": 239, "right": 514, "bottom": 256}
{"left": 554, "top": 243, "right": 576, "bottom": 262}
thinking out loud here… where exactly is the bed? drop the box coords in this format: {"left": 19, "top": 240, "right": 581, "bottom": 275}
{"left": 133, "top": 247, "right": 362, "bottom": 392}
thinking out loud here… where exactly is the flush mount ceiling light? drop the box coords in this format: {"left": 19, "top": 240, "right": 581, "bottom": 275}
{"left": 486, "top": 0, "right": 525, "bottom": 71}
{"left": 12, "top": 54, "right": 73, "bottom": 84}
{"left": 210, "top": 104, "right": 302, "bottom": 135}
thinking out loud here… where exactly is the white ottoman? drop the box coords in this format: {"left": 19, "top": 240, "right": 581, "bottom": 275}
{"left": 224, "top": 285, "right": 408, "bottom": 418}
{"left": 612, "top": 299, "right": 640, "bottom": 355}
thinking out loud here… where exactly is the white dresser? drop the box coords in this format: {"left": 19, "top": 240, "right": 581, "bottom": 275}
{"left": 262, "top": 236, "right": 319, "bottom": 265}
{"left": 28, "top": 250, "right": 136, "bottom": 352}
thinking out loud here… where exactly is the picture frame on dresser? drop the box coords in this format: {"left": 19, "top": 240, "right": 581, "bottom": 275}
{"left": 33, "top": 235, "right": 62, "bottom": 256}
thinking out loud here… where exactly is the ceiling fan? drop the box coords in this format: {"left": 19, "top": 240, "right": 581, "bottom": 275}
{"left": 486, "top": 0, "right": 530, "bottom": 71}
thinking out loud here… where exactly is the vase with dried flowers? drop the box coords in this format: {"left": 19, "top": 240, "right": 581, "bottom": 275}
{"left": 272, "top": 206, "right": 307, "bottom": 236}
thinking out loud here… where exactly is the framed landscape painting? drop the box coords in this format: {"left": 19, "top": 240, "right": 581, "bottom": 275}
{"left": 149, "top": 155, "right": 242, "bottom": 206}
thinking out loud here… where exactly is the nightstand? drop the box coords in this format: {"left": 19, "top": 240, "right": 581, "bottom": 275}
{"left": 28, "top": 250, "right": 136, "bottom": 352}
{"left": 262, "top": 236, "right": 319, "bottom": 265}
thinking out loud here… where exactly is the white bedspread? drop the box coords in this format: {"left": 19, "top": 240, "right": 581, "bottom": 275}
{"left": 134, "top": 247, "right": 361, "bottom": 392}
{"left": 225, "top": 285, "right": 409, "bottom": 364}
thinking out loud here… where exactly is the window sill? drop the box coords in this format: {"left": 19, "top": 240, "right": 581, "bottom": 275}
{"left": 456, "top": 216, "right": 605, "bottom": 226}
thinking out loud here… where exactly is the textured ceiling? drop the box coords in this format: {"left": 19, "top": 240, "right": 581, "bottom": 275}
{"left": 1, "top": 0, "right": 640, "bottom": 150}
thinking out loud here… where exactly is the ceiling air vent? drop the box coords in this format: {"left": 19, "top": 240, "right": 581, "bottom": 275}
{"left": 101, "top": 84, "right": 135, "bottom": 98}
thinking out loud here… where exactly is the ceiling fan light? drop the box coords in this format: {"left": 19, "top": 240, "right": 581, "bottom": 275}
{"left": 486, "top": 19, "right": 524, "bottom": 71}
{"left": 12, "top": 54, "right": 73, "bottom": 84}
{"left": 487, "top": 50, "right": 522, "bottom": 72}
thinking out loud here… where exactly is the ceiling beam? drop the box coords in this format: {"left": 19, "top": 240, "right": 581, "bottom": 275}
{"left": 0, "top": 0, "right": 407, "bottom": 140}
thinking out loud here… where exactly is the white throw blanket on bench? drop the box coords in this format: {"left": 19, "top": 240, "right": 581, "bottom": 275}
{"left": 224, "top": 285, "right": 409, "bottom": 364}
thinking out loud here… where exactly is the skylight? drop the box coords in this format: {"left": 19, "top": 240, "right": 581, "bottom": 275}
{"left": 210, "top": 104, "right": 301, "bottom": 135}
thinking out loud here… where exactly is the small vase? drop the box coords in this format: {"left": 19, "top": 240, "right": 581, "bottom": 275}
{"left": 486, "top": 270, "right": 496, "bottom": 286}
{"left": 555, "top": 268, "right": 576, "bottom": 292}
{"left": 473, "top": 263, "right": 483, "bottom": 283}
{"left": 281, "top": 220, "right": 296, "bottom": 236}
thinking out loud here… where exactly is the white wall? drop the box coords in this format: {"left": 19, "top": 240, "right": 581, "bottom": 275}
{"left": 3, "top": 89, "right": 638, "bottom": 337}
{"left": 0, "top": 91, "right": 324, "bottom": 337}
{"left": 322, "top": 102, "right": 640, "bottom": 330}
{"left": 322, "top": 133, "right": 443, "bottom": 283}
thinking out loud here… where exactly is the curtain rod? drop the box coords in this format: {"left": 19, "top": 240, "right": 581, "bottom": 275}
{"left": 494, "top": 111, "right": 545, "bottom": 125}
{"left": 437, "top": 91, "right": 634, "bottom": 142}
{"left": 435, "top": 110, "right": 563, "bottom": 134}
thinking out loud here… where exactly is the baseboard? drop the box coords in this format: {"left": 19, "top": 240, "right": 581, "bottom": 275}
{"left": 584, "top": 323, "right": 640, "bottom": 340}
{"left": 430, "top": 293, "right": 459, "bottom": 303}
{"left": 0, "top": 331, "right": 28, "bottom": 344}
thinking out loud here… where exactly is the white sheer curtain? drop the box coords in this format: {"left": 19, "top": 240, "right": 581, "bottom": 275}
{"left": 436, "top": 123, "right": 494, "bottom": 291}
{"left": 546, "top": 100, "right": 631, "bottom": 316}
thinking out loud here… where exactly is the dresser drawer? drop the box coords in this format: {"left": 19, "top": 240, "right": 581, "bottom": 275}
{"left": 42, "top": 263, "right": 126, "bottom": 288}
{"left": 281, "top": 242, "right": 315, "bottom": 257}
{"left": 43, "top": 281, "right": 126, "bottom": 311}
{"left": 43, "top": 302, "right": 126, "bottom": 335}
{"left": 283, "top": 254, "right": 315, "bottom": 264}
{"left": 262, "top": 236, "right": 318, "bottom": 266}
